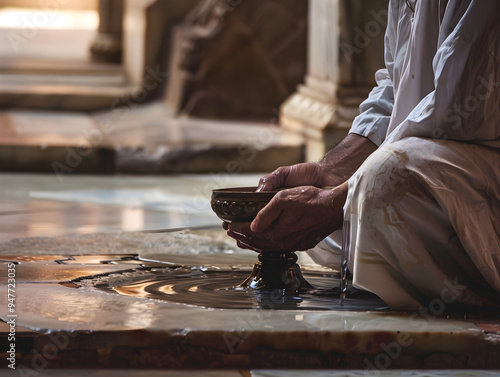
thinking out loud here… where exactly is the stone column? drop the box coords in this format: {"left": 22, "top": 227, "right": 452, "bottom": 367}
{"left": 280, "top": 0, "right": 388, "bottom": 161}
{"left": 165, "top": 0, "right": 308, "bottom": 120}
{"left": 90, "top": 0, "right": 124, "bottom": 64}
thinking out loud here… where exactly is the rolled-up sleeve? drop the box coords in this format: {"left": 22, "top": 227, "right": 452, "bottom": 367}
{"left": 349, "top": 69, "right": 394, "bottom": 146}
{"left": 348, "top": 1, "right": 399, "bottom": 147}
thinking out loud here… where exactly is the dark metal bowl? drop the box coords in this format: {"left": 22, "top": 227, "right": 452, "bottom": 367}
{"left": 211, "top": 187, "right": 279, "bottom": 222}
{"left": 211, "top": 186, "right": 316, "bottom": 291}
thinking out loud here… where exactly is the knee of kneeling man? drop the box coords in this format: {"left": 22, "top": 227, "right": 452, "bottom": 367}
{"left": 351, "top": 144, "right": 416, "bottom": 208}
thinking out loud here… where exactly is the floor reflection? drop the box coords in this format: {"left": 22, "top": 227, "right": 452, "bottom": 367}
{"left": 104, "top": 268, "right": 389, "bottom": 311}
{"left": 0, "top": 173, "right": 261, "bottom": 241}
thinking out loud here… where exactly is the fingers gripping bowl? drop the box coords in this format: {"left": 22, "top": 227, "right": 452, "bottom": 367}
{"left": 211, "top": 187, "right": 313, "bottom": 292}
{"left": 210, "top": 187, "right": 278, "bottom": 222}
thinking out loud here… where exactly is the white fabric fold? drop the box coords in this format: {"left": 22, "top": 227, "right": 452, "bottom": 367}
{"left": 318, "top": 0, "right": 500, "bottom": 309}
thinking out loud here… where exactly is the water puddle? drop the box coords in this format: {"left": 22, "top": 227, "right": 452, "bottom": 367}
{"left": 78, "top": 267, "right": 389, "bottom": 311}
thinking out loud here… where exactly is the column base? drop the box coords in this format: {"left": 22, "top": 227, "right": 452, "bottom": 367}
{"left": 279, "top": 79, "right": 371, "bottom": 161}
{"left": 90, "top": 33, "right": 123, "bottom": 64}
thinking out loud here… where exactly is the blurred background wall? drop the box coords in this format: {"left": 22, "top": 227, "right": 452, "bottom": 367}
{"left": 0, "top": 0, "right": 388, "bottom": 173}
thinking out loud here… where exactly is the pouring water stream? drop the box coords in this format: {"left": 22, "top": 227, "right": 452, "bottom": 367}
{"left": 340, "top": 220, "right": 350, "bottom": 303}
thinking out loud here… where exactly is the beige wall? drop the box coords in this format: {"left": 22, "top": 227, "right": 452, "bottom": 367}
{"left": 0, "top": 0, "right": 97, "bottom": 10}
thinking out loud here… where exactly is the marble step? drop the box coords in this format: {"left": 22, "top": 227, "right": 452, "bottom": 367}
{"left": 0, "top": 60, "right": 132, "bottom": 111}
{"left": 0, "top": 103, "right": 304, "bottom": 174}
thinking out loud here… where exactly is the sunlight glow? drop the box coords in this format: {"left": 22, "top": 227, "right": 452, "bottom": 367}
{"left": 0, "top": 8, "right": 98, "bottom": 29}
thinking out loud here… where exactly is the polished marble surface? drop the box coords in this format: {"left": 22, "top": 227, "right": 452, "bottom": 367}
{"left": 1, "top": 248, "right": 498, "bottom": 370}
{"left": 0, "top": 104, "right": 304, "bottom": 173}
{"left": 0, "top": 173, "right": 261, "bottom": 242}
{"left": 1, "top": 281, "right": 482, "bottom": 338}
{"left": 1, "top": 173, "right": 499, "bottom": 370}
{"left": 0, "top": 260, "right": 499, "bottom": 369}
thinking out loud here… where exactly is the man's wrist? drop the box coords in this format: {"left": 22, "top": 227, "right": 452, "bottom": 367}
{"left": 319, "top": 134, "right": 377, "bottom": 184}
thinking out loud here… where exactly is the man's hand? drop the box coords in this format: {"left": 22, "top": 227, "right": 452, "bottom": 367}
{"left": 224, "top": 182, "right": 348, "bottom": 252}
{"left": 257, "top": 134, "right": 377, "bottom": 192}
{"left": 223, "top": 134, "right": 376, "bottom": 253}
{"left": 256, "top": 162, "right": 342, "bottom": 192}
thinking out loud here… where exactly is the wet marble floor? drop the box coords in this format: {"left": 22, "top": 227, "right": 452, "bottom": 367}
{"left": 0, "top": 173, "right": 499, "bottom": 374}
{"left": 0, "top": 172, "right": 262, "bottom": 242}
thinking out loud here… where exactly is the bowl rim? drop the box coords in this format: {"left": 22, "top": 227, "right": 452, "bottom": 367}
{"left": 211, "top": 186, "right": 286, "bottom": 194}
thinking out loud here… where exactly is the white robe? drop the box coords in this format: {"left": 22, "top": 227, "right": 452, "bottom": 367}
{"left": 307, "top": 0, "right": 500, "bottom": 310}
